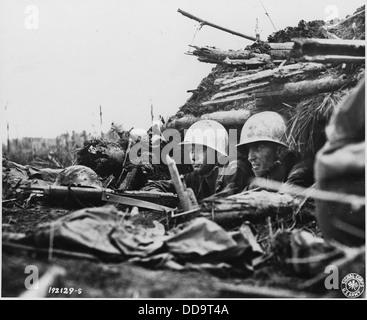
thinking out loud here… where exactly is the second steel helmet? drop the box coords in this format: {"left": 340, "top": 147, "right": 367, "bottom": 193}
{"left": 53, "top": 165, "right": 103, "bottom": 188}
{"left": 178, "top": 120, "right": 228, "bottom": 156}
{"left": 236, "top": 111, "right": 289, "bottom": 148}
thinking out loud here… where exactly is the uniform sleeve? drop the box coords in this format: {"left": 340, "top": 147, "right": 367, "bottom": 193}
{"left": 141, "top": 179, "right": 175, "bottom": 193}
{"left": 217, "top": 160, "right": 254, "bottom": 196}
{"left": 141, "top": 171, "right": 197, "bottom": 194}
{"left": 285, "top": 159, "right": 314, "bottom": 188}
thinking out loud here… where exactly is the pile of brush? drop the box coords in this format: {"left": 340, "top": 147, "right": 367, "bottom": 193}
{"left": 75, "top": 122, "right": 171, "bottom": 190}
{"left": 165, "top": 6, "right": 365, "bottom": 158}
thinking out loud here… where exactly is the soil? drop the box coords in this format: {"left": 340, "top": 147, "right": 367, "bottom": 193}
{"left": 268, "top": 20, "right": 327, "bottom": 43}
{"left": 2, "top": 199, "right": 333, "bottom": 299}
{"left": 2, "top": 5, "right": 365, "bottom": 300}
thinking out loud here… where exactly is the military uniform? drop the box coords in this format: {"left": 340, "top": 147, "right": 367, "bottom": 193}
{"left": 142, "top": 159, "right": 253, "bottom": 201}
{"left": 245, "top": 155, "right": 314, "bottom": 190}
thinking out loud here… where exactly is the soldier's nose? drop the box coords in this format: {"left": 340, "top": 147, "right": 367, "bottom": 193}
{"left": 248, "top": 151, "right": 256, "bottom": 162}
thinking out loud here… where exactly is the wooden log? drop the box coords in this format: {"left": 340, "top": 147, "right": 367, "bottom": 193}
{"left": 197, "top": 57, "right": 225, "bottom": 64}
{"left": 200, "top": 109, "right": 252, "bottom": 126}
{"left": 201, "top": 93, "right": 253, "bottom": 106}
{"left": 222, "top": 56, "right": 270, "bottom": 67}
{"left": 268, "top": 42, "right": 294, "bottom": 50}
{"left": 219, "top": 62, "right": 325, "bottom": 89}
{"left": 164, "top": 109, "right": 253, "bottom": 130}
{"left": 211, "top": 82, "right": 269, "bottom": 100}
{"left": 177, "top": 8, "right": 257, "bottom": 41}
{"left": 270, "top": 49, "right": 291, "bottom": 60}
{"left": 292, "top": 38, "right": 365, "bottom": 57}
{"left": 214, "top": 69, "right": 318, "bottom": 101}
{"left": 188, "top": 44, "right": 290, "bottom": 64}
{"left": 188, "top": 46, "right": 254, "bottom": 62}
{"left": 255, "top": 75, "right": 350, "bottom": 98}
{"left": 203, "top": 75, "right": 348, "bottom": 106}
{"left": 302, "top": 55, "right": 366, "bottom": 65}
{"left": 197, "top": 190, "right": 301, "bottom": 226}
{"left": 118, "top": 167, "right": 138, "bottom": 191}
{"left": 252, "top": 177, "right": 366, "bottom": 208}
{"left": 198, "top": 204, "right": 294, "bottom": 225}
{"left": 215, "top": 70, "right": 258, "bottom": 84}
{"left": 320, "top": 27, "right": 342, "bottom": 40}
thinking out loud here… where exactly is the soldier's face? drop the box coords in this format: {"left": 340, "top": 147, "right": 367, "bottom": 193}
{"left": 247, "top": 142, "right": 278, "bottom": 175}
{"left": 188, "top": 145, "right": 216, "bottom": 175}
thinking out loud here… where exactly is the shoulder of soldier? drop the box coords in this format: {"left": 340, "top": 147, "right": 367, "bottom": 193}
{"left": 225, "top": 159, "right": 252, "bottom": 173}
{"left": 290, "top": 158, "right": 314, "bottom": 172}
{"left": 216, "top": 160, "right": 253, "bottom": 181}
{"left": 183, "top": 170, "right": 201, "bottom": 185}
{"left": 287, "top": 158, "right": 314, "bottom": 187}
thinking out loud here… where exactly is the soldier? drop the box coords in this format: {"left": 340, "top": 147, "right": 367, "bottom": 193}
{"left": 236, "top": 111, "right": 314, "bottom": 190}
{"left": 315, "top": 77, "right": 365, "bottom": 247}
{"left": 142, "top": 120, "right": 253, "bottom": 201}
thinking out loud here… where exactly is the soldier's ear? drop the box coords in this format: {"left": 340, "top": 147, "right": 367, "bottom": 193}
{"left": 276, "top": 145, "right": 288, "bottom": 161}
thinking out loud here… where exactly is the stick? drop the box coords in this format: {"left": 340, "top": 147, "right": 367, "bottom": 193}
{"left": 188, "top": 45, "right": 254, "bottom": 62}
{"left": 201, "top": 93, "right": 252, "bottom": 106}
{"left": 215, "top": 70, "right": 257, "bottom": 83}
{"left": 178, "top": 8, "right": 256, "bottom": 42}
{"left": 211, "top": 82, "right": 269, "bottom": 100}
{"left": 302, "top": 55, "right": 366, "bottom": 65}
{"left": 222, "top": 57, "right": 269, "bottom": 66}
{"left": 260, "top": 0, "right": 277, "bottom": 31}
{"left": 2, "top": 198, "right": 18, "bottom": 203}
{"left": 118, "top": 167, "right": 138, "bottom": 191}
{"left": 116, "top": 140, "right": 132, "bottom": 188}
{"left": 220, "top": 62, "right": 325, "bottom": 89}
{"left": 325, "top": 9, "right": 365, "bottom": 30}
{"left": 292, "top": 38, "right": 365, "bottom": 57}
{"left": 3, "top": 242, "right": 99, "bottom": 261}
{"left": 217, "top": 282, "right": 319, "bottom": 298}
{"left": 270, "top": 49, "right": 291, "bottom": 60}
{"left": 252, "top": 178, "right": 365, "bottom": 209}
{"left": 268, "top": 42, "right": 294, "bottom": 50}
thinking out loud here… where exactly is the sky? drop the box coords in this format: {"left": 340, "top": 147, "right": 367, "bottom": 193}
{"left": 0, "top": 0, "right": 365, "bottom": 142}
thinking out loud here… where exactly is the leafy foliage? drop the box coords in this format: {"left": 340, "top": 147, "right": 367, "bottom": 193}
{"left": 268, "top": 20, "right": 326, "bottom": 43}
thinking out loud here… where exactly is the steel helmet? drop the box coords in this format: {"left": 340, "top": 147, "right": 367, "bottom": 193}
{"left": 236, "top": 111, "right": 288, "bottom": 148}
{"left": 179, "top": 120, "right": 228, "bottom": 156}
{"left": 53, "top": 165, "right": 103, "bottom": 188}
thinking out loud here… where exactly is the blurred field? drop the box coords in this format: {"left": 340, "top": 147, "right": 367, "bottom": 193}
{"left": 2, "top": 131, "right": 92, "bottom": 168}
